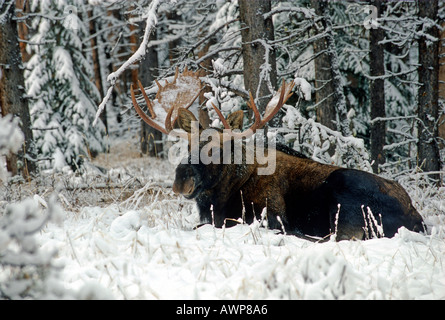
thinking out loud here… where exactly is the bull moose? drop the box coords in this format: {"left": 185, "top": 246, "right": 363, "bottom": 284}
{"left": 131, "top": 68, "right": 424, "bottom": 241}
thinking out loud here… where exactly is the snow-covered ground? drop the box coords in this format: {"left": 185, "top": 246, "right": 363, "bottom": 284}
{"left": 42, "top": 204, "right": 445, "bottom": 300}
{"left": 2, "top": 134, "right": 445, "bottom": 300}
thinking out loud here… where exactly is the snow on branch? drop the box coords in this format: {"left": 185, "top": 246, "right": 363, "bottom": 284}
{"left": 0, "top": 0, "right": 15, "bottom": 24}
{"left": 263, "top": 6, "right": 316, "bottom": 20}
{"left": 93, "top": 0, "right": 164, "bottom": 127}
{"left": 362, "top": 67, "right": 417, "bottom": 81}
{"left": 0, "top": 115, "right": 24, "bottom": 182}
{"left": 282, "top": 103, "right": 371, "bottom": 172}
{"left": 0, "top": 196, "right": 67, "bottom": 299}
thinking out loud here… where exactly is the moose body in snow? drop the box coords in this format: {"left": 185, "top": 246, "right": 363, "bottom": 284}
{"left": 131, "top": 68, "right": 424, "bottom": 241}
{"left": 172, "top": 112, "right": 424, "bottom": 241}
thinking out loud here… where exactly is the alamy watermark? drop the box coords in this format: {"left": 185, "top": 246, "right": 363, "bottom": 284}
{"left": 167, "top": 121, "right": 277, "bottom": 176}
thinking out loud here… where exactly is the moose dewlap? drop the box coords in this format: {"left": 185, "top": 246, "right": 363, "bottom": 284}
{"left": 131, "top": 68, "right": 424, "bottom": 241}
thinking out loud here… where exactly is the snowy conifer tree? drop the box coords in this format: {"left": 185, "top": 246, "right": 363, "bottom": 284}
{"left": 25, "top": 0, "right": 106, "bottom": 171}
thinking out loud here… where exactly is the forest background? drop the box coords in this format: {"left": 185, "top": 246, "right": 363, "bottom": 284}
{"left": 0, "top": 0, "right": 444, "bottom": 180}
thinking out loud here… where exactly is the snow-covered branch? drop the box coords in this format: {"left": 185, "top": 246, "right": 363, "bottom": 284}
{"left": 282, "top": 104, "right": 371, "bottom": 171}
{"left": 0, "top": 197, "right": 67, "bottom": 299}
{"left": 0, "top": 115, "right": 24, "bottom": 182}
{"left": 0, "top": 0, "right": 15, "bottom": 24}
{"left": 93, "top": 0, "right": 164, "bottom": 127}
{"left": 263, "top": 6, "right": 316, "bottom": 20}
{"left": 362, "top": 67, "right": 417, "bottom": 81}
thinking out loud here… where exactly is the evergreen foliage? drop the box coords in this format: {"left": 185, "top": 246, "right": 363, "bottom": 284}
{"left": 25, "top": 0, "right": 106, "bottom": 171}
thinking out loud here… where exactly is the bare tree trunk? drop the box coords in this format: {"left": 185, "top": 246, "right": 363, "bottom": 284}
{"left": 439, "top": 21, "right": 445, "bottom": 146}
{"left": 239, "top": 0, "right": 278, "bottom": 126}
{"left": 0, "top": 0, "right": 36, "bottom": 178}
{"left": 139, "top": 26, "right": 162, "bottom": 157}
{"left": 88, "top": 8, "right": 108, "bottom": 133}
{"left": 129, "top": 22, "right": 140, "bottom": 87}
{"left": 317, "top": 0, "right": 351, "bottom": 137}
{"left": 369, "top": 0, "right": 386, "bottom": 173}
{"left": 16, "top": 0, "right": 30, "bottom": 62}
{"left": 312, "top": 0, "right": 336, "bottom": 132}
{"left": 417, "top": 0, "right": 441, "bottom": 183}
{"left": 197, "top": 33, "right": 215, "bottom": 130}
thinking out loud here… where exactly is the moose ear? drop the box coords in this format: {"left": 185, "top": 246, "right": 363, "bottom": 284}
{"left": 177, "top": 108, "right": 199, "bottom": 133}
{"left": 226, "top": 110, "right": 244, "bottom": 130}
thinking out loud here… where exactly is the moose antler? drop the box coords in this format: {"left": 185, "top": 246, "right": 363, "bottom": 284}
{"left": 130, "top": 66, "right": 202, "bottom": 135}
{"left": 131, "top": 67, "right": 295, "bottom": 140}
{"left": 211, "top": 79, "right": 295, "bottom": 138}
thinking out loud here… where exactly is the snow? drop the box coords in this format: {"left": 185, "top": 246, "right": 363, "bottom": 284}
{"left": 0, "top": 115, "right": 24, "bottom": 181}
{"left": 37, "top": 202, "right": 445, "bottom": 300}
{"left": 0, "top": 115, "right": 23, "bottom": 156}
{"left": 0, "top": 137, "right": 437, "bottom": 300}
{"left": 293, "top": 77, "right": 312, "bottom": 101}
{"left": 212, "top": 58, "right": 227, "bottom": 76}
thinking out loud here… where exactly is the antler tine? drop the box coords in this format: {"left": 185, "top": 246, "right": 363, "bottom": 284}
{"left": 130, "top": 83, "right": 169, "bottom": 135}
{"left": 137, "top": 80, "right": 156, "bottom": 119}
{"left": 259, "top": 79, "right": 294, "bottom": 128}
{"left": 247, "top": 91, "right": 262, "bottom": 131}
{"left": 211, "top": 102, "right": 231, "bottom": 129}
{"left": 165, "top": 104, "right": 175, "bottom": 133}
{"left": 155, "top": 79, "right": 163, "bottom": 91}
{"left": 173, "top": 66, "right": 180, "bottom": 83}
{"left": 233, "top": 79, "right": 294, "bottom": 137}
{"left": 212, "top": 79, "right": 295, "bottom": 141}
{"left": 156, "top": 67, "right": 180, "bottom": 91}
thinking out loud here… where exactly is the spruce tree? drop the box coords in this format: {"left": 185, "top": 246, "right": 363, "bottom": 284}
{"left": 25, "top": 0, "right": 105, "bottom": 171}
